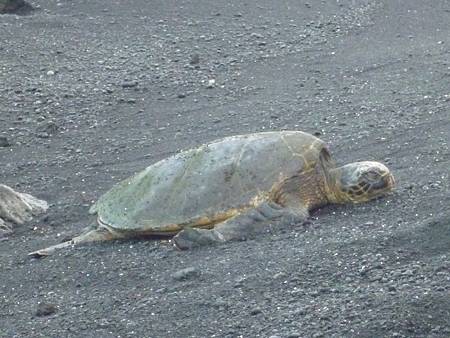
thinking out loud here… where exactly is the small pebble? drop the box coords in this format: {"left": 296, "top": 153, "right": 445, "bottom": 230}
{"left": 249, "top": 307, "right": 262, "bottom": 315}
{"left": 0, "top": 136, "right": 11, "bottom": 147}
{"left": 35, "top": 303, "right": 57, "bottom": 317}
{"left": 121, "top": 81, "right": 138, "bottom": 88}
{"left": 189, "top": 54, "right": 200, "bottom": 65}
{"left": 36, "top": 121, "right": 59, "bottom": 135}
{"left": 172, "top": 267, "right": 199, "bottom": 281}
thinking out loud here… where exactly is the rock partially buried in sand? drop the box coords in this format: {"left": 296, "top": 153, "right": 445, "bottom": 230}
{"left": 0, "top": 0, "right": 33, "bottom": 14}
{"left": 0, "top": 184, "right": 48, "bottom": 237}
{"left": 35, "top": 303, "right": 57, "bottom": 317}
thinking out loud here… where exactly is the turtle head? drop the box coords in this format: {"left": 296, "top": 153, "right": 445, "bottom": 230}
{"left": 333, "top": 161, "right": 395, "bottom": 203}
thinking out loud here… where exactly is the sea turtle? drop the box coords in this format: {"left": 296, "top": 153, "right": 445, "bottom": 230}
{"left": 30, "top": 131, "right": 394, "bottom": 256}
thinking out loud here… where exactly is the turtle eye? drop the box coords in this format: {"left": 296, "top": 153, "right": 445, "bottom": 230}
{"left": 364, "top": 170, "right": 380, "bottom": 181}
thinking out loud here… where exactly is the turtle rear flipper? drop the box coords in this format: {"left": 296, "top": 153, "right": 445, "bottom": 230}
{"left": 29, "top": 225, "right": 116, "bottom": 257}
{"left": 173, "top": 202, "right": 307, "bottom": 250}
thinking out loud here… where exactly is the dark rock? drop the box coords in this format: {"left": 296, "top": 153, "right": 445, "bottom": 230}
{"left": 171, "top": 267, "right": 199, "bottom": 281}
{"left": 36, "top": 132, "right": 50, "bottom": 139}
{"left": 0, "top": 136, "right": 11, "bottom": 147}
{"left": 0, "top": 0, "right": 33, "bottom": 14}
{"left": 35, "top": 303, "right": 57, "bottom": 317}
{"left": 249, "top": 307, "right": 262, "bottom": 315}
{"left": 121, "top": 81, "right": 138, "bottom": 88}
{"left": 36, "top": 121, "right": 59, "bottom": 136}
{"left": 292, "top": 307, "right": 307, "bottom": 316}
{"left": 189, "top": 54, "right": 200, "bottom": 65}
{"left": 287, "top": 332, "right": 301, "bottom": 338}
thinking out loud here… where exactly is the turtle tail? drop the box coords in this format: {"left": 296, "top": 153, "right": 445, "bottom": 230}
{"left": 28, "top": 225, "right": 116, "bottom": 257}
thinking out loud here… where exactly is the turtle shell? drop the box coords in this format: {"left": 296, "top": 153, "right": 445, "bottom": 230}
{"left": 89, "top": 131, "right": 332, "bottom": 235}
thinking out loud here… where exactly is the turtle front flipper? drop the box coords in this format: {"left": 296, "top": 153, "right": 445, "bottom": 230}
{"left": 28, "top": 225, "right": 117, "bottom": 257}
{"left": 173, "top": 202, "right": 307, "bottom": 250}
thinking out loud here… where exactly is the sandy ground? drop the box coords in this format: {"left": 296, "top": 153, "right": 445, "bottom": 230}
{"left": 1, "top": 0, "right": 449, "bottom": 337}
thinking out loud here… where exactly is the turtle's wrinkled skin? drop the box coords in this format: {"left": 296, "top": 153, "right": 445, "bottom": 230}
{"left": 30, "top": 131, "right": 395, "bottom": 256}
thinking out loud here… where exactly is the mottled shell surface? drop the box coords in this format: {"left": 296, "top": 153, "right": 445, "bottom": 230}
{"left": 90, "top": 131, "right": 329, "bottom": 234}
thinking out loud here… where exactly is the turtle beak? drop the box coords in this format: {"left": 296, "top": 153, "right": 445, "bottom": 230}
{"left": 386, "top": 173, "right": 395, "bottom": 191}
{"left": 373, "top": 172, "right": 395, "bottom": 196}
{"left": 367, "top": 171, "right": 395, "bottom": 192}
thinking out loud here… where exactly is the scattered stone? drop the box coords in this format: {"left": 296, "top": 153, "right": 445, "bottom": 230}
{"left": 207, "top": 79, "right": 216, "bottom": 88}
{"left": 36, "top": 132, "right": 50, "bottom": 139}
{"left": 212, "top": 298, "right": 229, "bottom": 309}
{"left": 249, "top": 307, "right": 262, "bottom": 315}
{"left": 272, "top": 272, "right": 287, "bottom": 279}
{"left": 36, "top": 121, "right": 59, "bottom": 136}
{"left": 171, "top": 267, "right": 199, "bottom": 281}
{"left": 310, "top": 290, "right": 320, "bottom": 297}
{"left": 189, "top": 54, "right": 200, "bottom": 65}
{"left": 46, "top": 70, "right": 55, "bottom": 76}
{"left": 121, "top": 81, "right": 138, "bottom": 88}
{"left": 0, "top": 136, "right": 10, "bottom": 147}
{"left": 292, "top": 307, "right": 307, "bottom": 316}
{"left": 233, "top": 276, "right": 246, "bottom": 288}
{"left": 250, "top": 32, "right": 263, "bottom": 39}
{"left": 35, "top": 303, "right": 57, "bottom": 317}
{"left": 0, "top": 0, "right": 33, "bottom": 14}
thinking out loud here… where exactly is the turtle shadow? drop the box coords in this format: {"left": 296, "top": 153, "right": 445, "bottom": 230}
{"left": 374, "top": 211, "right": 450, "bottom": 260}
{"left": 394, "top": 212, "right": 450, "bottom": 257}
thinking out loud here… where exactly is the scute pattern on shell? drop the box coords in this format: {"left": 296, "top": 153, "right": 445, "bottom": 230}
{"left": 90, "top": 131, "right": 329, "bottom": 234}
